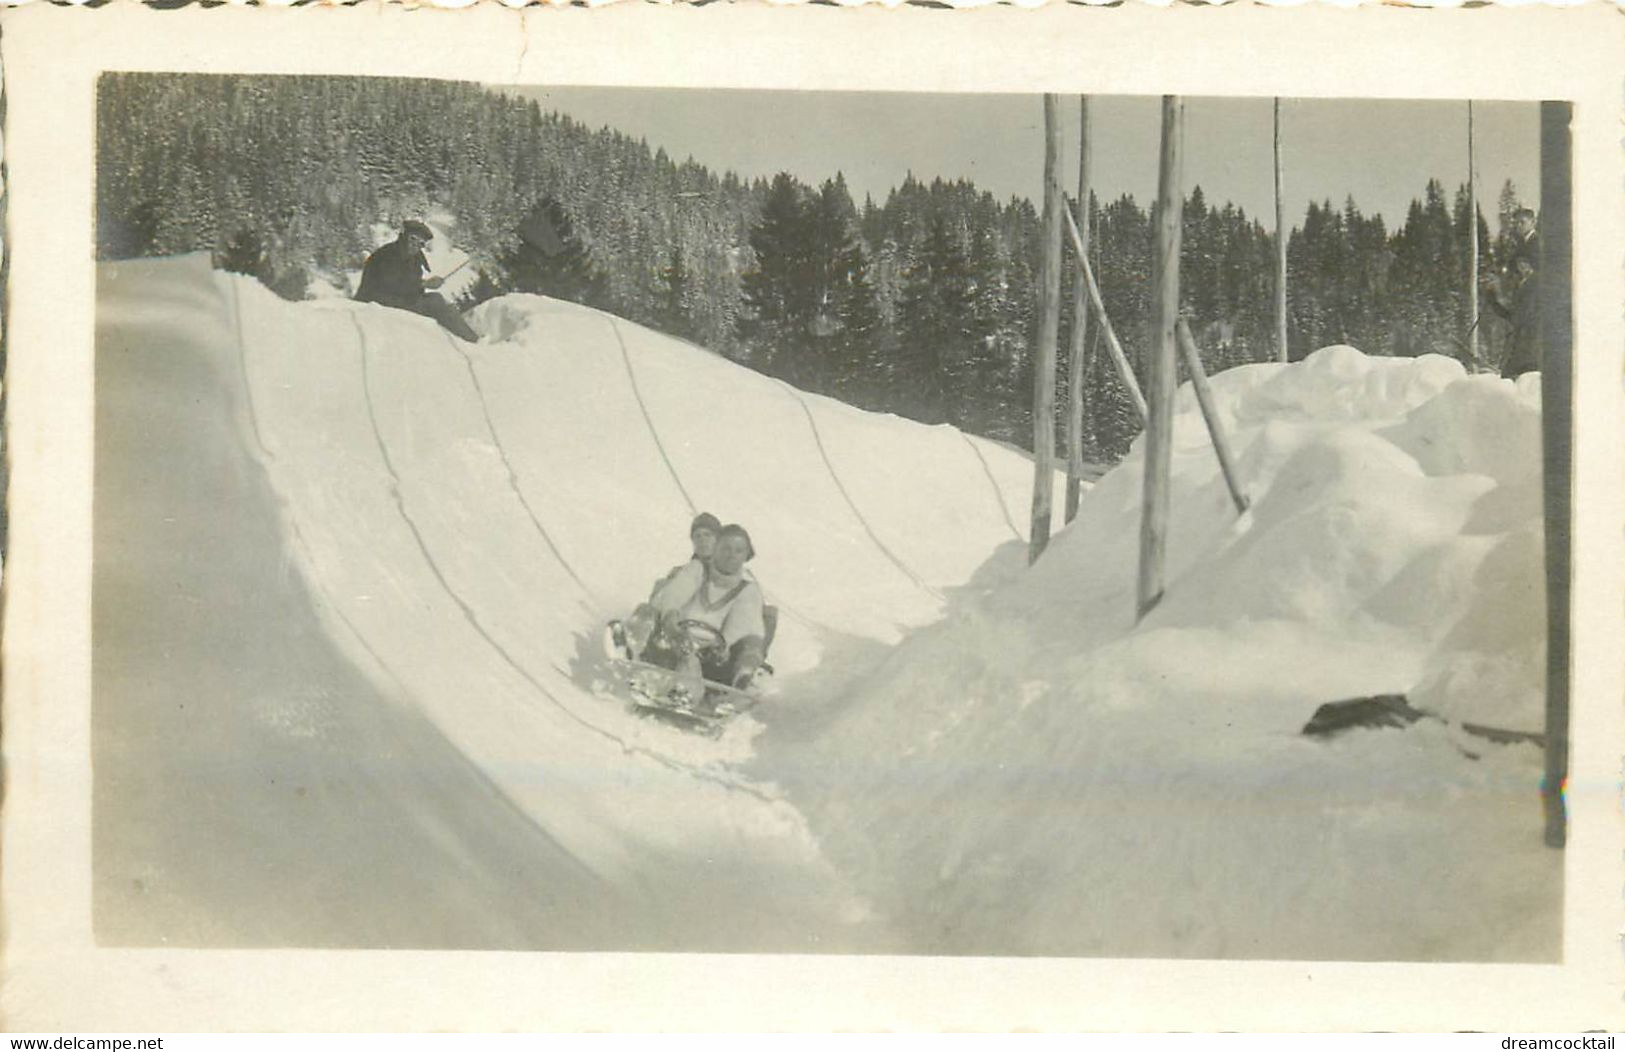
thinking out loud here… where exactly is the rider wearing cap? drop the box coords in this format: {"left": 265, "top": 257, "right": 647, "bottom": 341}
{"left": 355, "top": 220, "right": 479, "bottom": 342}
{"left": 634, "top": 523, "right": 767, "bottom": 690}
{"left": 648, "top": 512, "right": 721, "bottom": 598}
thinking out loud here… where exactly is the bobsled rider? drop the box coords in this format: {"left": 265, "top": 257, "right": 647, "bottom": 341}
{"left": 604, "top": 511, "right": 723, "bottom": 669}
{"left": 623, "top": 524, "right": 767, "bottom": 692}
{"left": 648, "top": 512, "right": 721, "bottom": 598}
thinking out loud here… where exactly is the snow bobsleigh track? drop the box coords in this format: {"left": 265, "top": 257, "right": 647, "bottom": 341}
{"left": 93, "top": 254, "right": 1043, "bottom": 952}
{"left": 95, "top": 254, "right": 1560, "bottom": 961}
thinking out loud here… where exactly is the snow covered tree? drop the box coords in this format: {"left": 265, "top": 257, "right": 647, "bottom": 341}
{"left": 501, "top": 198, "right": 606, "bottom": 307}
{"left": 657, "top": 243, "right": 695, "bottom": 341}
{"left": 737, "top": 173, "right": 817, "bottom": 381}
{"left": 896, "top": 216, "right": 975, "bottom": 427}
{"left": 217, "top": 227, "right": 270, "bottom": 283}
{"left": 829, "top": 241, "right": 887, "bottom": 408}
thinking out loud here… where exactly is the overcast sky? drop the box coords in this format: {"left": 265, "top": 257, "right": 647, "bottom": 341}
{"left": 510, "top": 87, "right": 1541, "bottom": 231}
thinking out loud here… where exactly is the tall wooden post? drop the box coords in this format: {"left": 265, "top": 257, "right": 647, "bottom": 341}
{"left": 1274, "top": 98, "right": 1289, "bottom": 363}
{"left": 1030, "top": 94, "right": 1063, "bottom": 564}
{"left": 1467, "top": 101, "right": 1481, "bottom": 371}
{"left": 1138, "top": 97, "right": 1183, "bottom": 618}
{"left": 1065, "top": 96, "right": 1092, "bottom": 524}
{"left": 1539, "top": 101, "right": 1572, "bottom": 849}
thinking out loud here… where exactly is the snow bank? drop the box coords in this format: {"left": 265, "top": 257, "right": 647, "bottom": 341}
{"left": 769, "top": 346, "right": 1556, "bottom": 961}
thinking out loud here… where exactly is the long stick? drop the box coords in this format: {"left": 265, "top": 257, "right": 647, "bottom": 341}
{"left": 1139, "top": 96, "right": 1183, "bottom": 620}
{"left": 434, "top": 255, "right": 473, "bottom": 282}
{"left": 1029, "top": 95, "right": 1063, "bottom": 565}
{"left": 1065, "top": 96, "right": 1092, "bottom": 524}
{"left": 1061, "top": 197, "right": 1148, "bottom": 426}
{"left": 1176, "top": 318, "right": 1249, "bottom": 515}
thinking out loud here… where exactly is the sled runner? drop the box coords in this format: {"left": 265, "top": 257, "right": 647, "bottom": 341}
{"left": 602, "top": 616, "right": 775, "bottom": 738}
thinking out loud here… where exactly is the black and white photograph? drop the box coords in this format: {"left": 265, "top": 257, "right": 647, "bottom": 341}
{"left": 3, "top": 2, "right": 1621, "bottom": 1032}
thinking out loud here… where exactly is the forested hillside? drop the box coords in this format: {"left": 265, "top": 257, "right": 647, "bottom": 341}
{"left": 97, "top": 73, "right": 1533, "bottom": 462}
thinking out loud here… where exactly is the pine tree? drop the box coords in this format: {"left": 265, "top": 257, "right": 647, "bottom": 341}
{"left": 896, "top": 216, "right": 974, "bottom": 427}
{"left": 657, "top": 243, "right": 694, "bottom": 341}
{"left": 501, "top": 198, "right": 605, "bottom": 306}
{"left": 217, "top": 227, "right": 270, "bottom": 283}
{"left": 830, "top": 241, "right": 886, "bottom": 407}
{"left": 737, "top": 172, "right": 816, "bottom": 380}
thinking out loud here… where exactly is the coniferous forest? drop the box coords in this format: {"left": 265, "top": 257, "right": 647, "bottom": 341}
{"left": 97, "top": 73, "right": 1534, "bottom": 464}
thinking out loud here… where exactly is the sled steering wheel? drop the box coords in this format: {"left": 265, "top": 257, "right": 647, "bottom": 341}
{"left": 674, "top": 619, "right": 728, "bottom": 657}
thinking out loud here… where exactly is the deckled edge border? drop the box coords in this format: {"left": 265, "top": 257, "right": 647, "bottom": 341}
{"left": 0, "top": 0, "right": 1619, "bottom": 12}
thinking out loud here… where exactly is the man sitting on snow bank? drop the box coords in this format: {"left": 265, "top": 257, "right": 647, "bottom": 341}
{"left": 616, "top": 523, "right": 768, "bottom": 693}
{"left": 355, "top": 220, "right": 480, "bottom": 343}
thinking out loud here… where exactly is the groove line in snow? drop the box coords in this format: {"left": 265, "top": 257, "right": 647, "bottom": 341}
{"left": 605, "top": 316, "right": 697, "bottom": 516}
{"left": 774, "top": 380, "right": 944, "bottom": 603}
{"left": 229, "top": 280, "right": 326, "bottom": 593}
{"left": 228, "top": 283, "right": 602, "bottom": 872}
{"left": 228, "top": 278, "right": 277, "bottom": 465}
{"left": 604, "top": 315, "right": 830, "bottom": 634}
{"left": 349, "top": 314, "right": 777, "bottom": 805}
{"left": 444, "top": 330, "right": 597, "bottom": 606}
{"left": 959, "top": 433, "right": 1025, "bottom": 543}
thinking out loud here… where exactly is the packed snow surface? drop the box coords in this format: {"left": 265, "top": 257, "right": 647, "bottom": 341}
{"left": 96, "top": 255, "right": 1556, "bottom": 959}
{"left": 768, "top": 345, "right": 1556, "bottom": 959}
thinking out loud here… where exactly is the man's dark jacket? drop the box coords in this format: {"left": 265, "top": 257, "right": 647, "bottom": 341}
{"left": 1488, "top": 233, "right": 1540, "bottom": 378}
{"left": 355, "top": 238, "right": 428, "bottom": 309}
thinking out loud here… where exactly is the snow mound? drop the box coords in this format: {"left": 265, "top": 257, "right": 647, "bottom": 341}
{"left": 771, "top": 345, "right": 1556, "bottom": 961}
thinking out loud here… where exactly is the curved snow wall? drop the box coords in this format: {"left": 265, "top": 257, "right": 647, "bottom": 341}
{"left": 94, "top": 253, "right": 1054, "bottom": 949}
{"left": 225, "top": 265, "right": 1047, "bottom": 675}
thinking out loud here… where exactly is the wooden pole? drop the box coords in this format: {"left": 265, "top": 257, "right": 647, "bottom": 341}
{"left": 1029, "top": 94, "right": 1063, "bottom": 565}
{"left": 1065, "top": 96, "right": 1092, "bottom": 524}
{"left": 1539, "top": 101, "right": 1572, "bottom": 849}
{"left": 1062, "top": 199, "right": 1148, "bottom": 426}
{"left": 1139, "top": 96, "right": 1183, "bottom": 620}
{"left": 1177, "top": 318, "right": 1249, "bottom": 515}
{"left": 1467, "top": 101, "right": 1481, "bottom": 371}
{"left": 1274, "top": 99, "right": 1289, "bottom": 364}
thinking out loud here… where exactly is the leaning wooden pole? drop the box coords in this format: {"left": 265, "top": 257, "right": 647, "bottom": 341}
{"left": 1065, "top": 96, "right": 1092, "bottom": 524}
{"left": 1138, "top": 96, "right": 1183, "bottom": 619}
{"left": 1176, "top": 318, "right": 1249, "bottom": 515}
{"left": 1030, "top": 94, "right": 1063, "bottom": 565}
{"left": 1274, "top": 98, "right": 1289, "bottom": 363}
{"left": 1062, "top": 200, "right": 1147, "bottom": 426}
{"left": 1539, "top": 101, "right": 1572, "bottom": 849}
{"left": 1467, "top": 101, "right": 1481, "bottom": 371}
